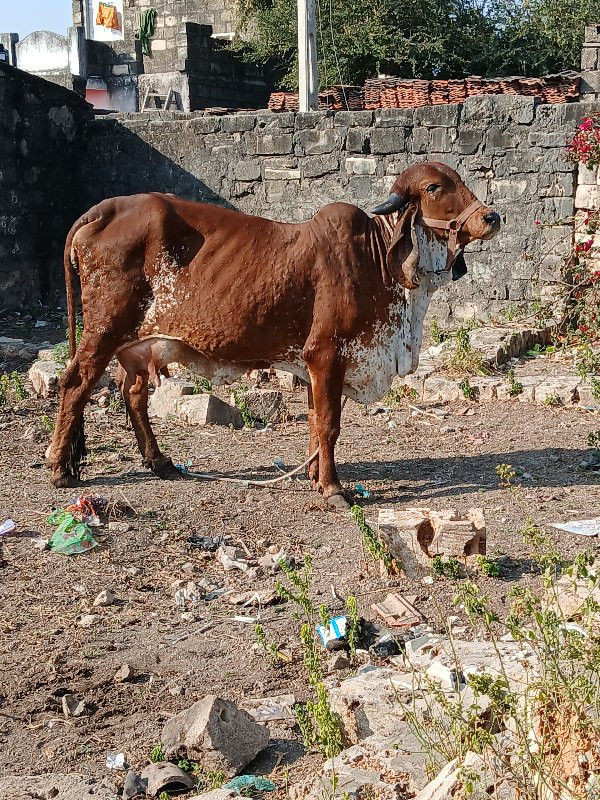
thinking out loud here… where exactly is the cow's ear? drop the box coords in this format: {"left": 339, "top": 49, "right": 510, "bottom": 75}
{"left": 386, "top": 204, "right": 420, "bottom": 289}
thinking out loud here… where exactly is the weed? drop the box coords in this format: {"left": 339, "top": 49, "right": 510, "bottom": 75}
{"left": 345, "top": 593, "right": 360, "bottom": 656}
{"left": 385, "top": 384, "right": 417, "bottom": 405}
{"left": 459, "top": 377, "right": 475, "bottom": 400}
{"left": 351, "top": 504, "right": 394, "bottom": 573}
{"left": 476, "top": 555, "right": 501, "bottom": 577}
{"left": 177, "top": 759, "right": 192, "bottom": 771}
{"left": 0, "top": 374, "right": 8, "bottom": 406}
{"left": 520, "top": 518, "right": 561, "bottom": 573}
{"left": 0, "top": 372, "right": 27, "bottom": 405}
{"left": 150, "top": 743, "right": 165, "bottom": 763}
{"left": 53, "top": 318, "right": 84, "bottom": 364}
{"left": 192, "top": 764, "right": 225, "bottom": 790}
{"left": 108, "top": 393, "right": 125, "bottom": 413}
{"left": 430, "top": 318, "right": 448, "bottom": 345}
{"left": 443, "top": 326, "right": 489, "bottom": 376}
{"left": 158, "top": 793, "right": 170, "bottom": 800}
{"left": 40, "top": 414, "right": 54, "bottom": 433}
{"left": 232, "top": 384, "right": 259, "bottom": 428}
{"left": 588, "top": 431, "right": 600, "bottom": 449}
{"left": 495, "top": 463, "right": 516, "bottom": 486}
{"left": 542, "top": 392, "right": 561, "bottom": 407}
{"left": 529, "top": 296, "right": 553, "bottom": 326}
{"left": 192, "top": 376, "right": 212, "bottom": 394}
{"left": 507, "top": 368, "right": 523, "bottom": 397}
{"left": 499, "top": 304, "right": 519, "bottom": 323}
{"left": 431, "top": 556, "right": 461, "bottom": 579}
{"left": 10, "top": 372, "right": 25, "bottom": 400}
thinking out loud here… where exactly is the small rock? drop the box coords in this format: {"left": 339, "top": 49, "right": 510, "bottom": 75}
{"left": 422, "top": 576, "right": 434, "bottom": 585}
{"left": 140, "top": 761, "right": 195, "bottom": 797}
{"left": 93, "top": 589, "right": 117, "bottom": 607}
{"left": 122, "top": 770, "right": 149, "bottom": 800}
{"left": 78, "top": 614, "right": 100, "bottom": 628}
{"left": 329, "top": 651, "right": 350, "bottom": 671}
{"left": 161, "top": 695, "right": 270, "bottom": 777}
{"left": 28, "top": 360, "right": 61, "bottom": 398}
{"left": 169, "top": 685, "right": 184, "bottom": 696}
{"left": 114, "top": 663, "right": 134, "bottom": 683}
{"left": 369, "top": 633, "right": 402, "bottom": 659}
{"left": 109, "top": 521, "right": 132, "bottom": 534}
{"left": 62, "top": 694, "right": 87, "bottom": 717}
{"left": 32, "top": 537, "right": 49, "bottom": 550}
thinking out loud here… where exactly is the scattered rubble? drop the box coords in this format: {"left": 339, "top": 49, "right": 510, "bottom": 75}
{"left": 140, "top": 761, "right": 195, "bottom": 797}
{"left": 149, "top": 378, "right": 243, "bottom": 427}
{"left": 28, "top": 359, "right": 62, "bottom": 397}
{"left": 233, "top": 387, "right": 287, "bottom": 423}
{"left": 160, "top": 695, "right": 270, "bottom": 776}
{"left": 62, "top": 694, "right": 87, "bottom": 718}
{"left": 378, "top": 508, "right": 486, "bottom": 576}
{"left": 93, "top": 589, "right": 117, "bottom": 606}
{"left": 371, "top": 593, "right": 422, "bottom": 628}
{"left": 242, "top": 693, "right": 296, "bottom": 722}
{"left": 0, "top": 773, "right": 116, "bottom": 799}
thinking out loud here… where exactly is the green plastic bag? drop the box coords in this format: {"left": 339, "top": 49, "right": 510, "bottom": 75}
{"left": 47, "top": 511, "right": 98, "bottom": 555}
{"left": 225, "top": 775, "right": 276, "bottom": 793}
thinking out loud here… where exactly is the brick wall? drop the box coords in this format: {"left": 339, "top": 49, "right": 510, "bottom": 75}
{"left": 0, "top": 63, "right": 92, "bottom": 308}
{"left": 81, "top": 96, "right": 599, "bottom": 321}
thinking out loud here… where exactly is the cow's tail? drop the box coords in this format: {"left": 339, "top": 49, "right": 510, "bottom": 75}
{"left": 63, "top": 213, "right": 91, "bottom": 480}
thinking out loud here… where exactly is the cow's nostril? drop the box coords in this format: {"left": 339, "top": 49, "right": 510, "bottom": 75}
{"left": 483, "top": 211, "right": 500, "bottom": 225}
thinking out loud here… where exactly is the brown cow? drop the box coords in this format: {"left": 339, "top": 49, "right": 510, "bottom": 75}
{"left": 48, "top": 161, "right": 500, "bottom": 509}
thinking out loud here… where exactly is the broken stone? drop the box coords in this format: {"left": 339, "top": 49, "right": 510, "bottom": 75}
{"left": 122, "top": 770, "right": 148, "bottom": 800}
{"left": 93, "top": 589, "right": 117, "bottom": 607}
{"left": 242, "top": 693, "right": 296, "bottom": 722}
{"left": 28, "top": 360, "right": 62, "bottom": 397}
{"left": 225, "top": 589, "right": 278, "bottom": 606}
{"left": 114, "top": 663, "right": 134, "bottom": 683}
{"left": 242, "top": 388, "right": 287, "bottom": 423}
{"left": 371, "top": 593, "right": 422, "bottom": 628}
{"left": 329, "top": 651, "right": 350, "bottom": 671}
{"left": 274, "top": 369, "right": 300, "bottom": 390}
{"left": 161, "top": 695, "right": 270, "bottom": 776}
{"left": 148, "top": 377, "right": 196, "bottom": 417}
{"left": 140, "top": 762, "right": 195, "bottom": 797}
{"left": 218, "top": 545, "right": 255, "bottom": 573}
{"left": 62, "top": 694, "right": 87, "bottom": 718}
{"left": 378, "top": 507, "right": 486, "bottom": 573}
{"left": 178, "top": 394, "right": 244, "bottom": 428}
{"left": 414, "top": 757, "right": 460, "bottom": 800}
{"left": 108, "top": 521, "right": 132, "bottom": 534}
{"left": 425, "top": 660, "right": 464, "bottom": 690}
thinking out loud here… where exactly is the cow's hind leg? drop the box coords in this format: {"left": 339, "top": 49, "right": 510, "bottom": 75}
{"left": 48, "top": 335, "right": 115, "bottom": 487}
{"left": 116, "top": 363, "right": 181, "bottom": 480}
{"left": 305, "top": 348, "right": 350, "bottom": 511}
{"left": 306, "top": 384, "right": 319, "bottom": 487}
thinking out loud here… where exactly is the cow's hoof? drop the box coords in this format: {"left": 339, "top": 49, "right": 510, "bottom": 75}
{"left": 326, "top": 492, "right": 351, "bottom": 512}
{"left": 51, "top": 471, "right": 79, "bottom": 488}
{"left": 152, "top": 457, "right": 183, "bottom": 481}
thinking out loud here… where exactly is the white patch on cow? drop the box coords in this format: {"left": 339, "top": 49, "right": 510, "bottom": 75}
{"left": 342, "top": 224, "right": 450, "bottom": 404}
{"left": 143, "top": 250, "right": 180, "bottom": 327}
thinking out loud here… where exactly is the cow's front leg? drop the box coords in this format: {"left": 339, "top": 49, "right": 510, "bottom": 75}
{"left": 305, "top": 348, "right": 350, "bottom": 511}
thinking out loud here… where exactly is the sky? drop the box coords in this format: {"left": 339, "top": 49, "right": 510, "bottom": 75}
{"left": 1, "top": 0, "right": 73, "bottom": 38}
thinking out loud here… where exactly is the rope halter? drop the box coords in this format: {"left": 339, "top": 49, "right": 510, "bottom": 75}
{"left": 421, "top": 199, "right": 484, "bottom": 268}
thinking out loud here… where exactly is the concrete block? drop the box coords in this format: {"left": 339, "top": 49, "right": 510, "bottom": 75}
{"left": 239, "top": 388, "right": 286, "bottom": 423}
{"left": 149, "top": 377, "right": 196, "bottom": 417}
{"left": 253, "top": 133, "right": 293, "bottom": 155}
{"left": 28, "top": 360, "right": 61, "bottom": 397}
{"left": 370, "top": 127, "right": 405, "bottom": 154}
{"left": 297, "top": 128, "right": 337, "bottom": 155}
{"left": 264, "top": 168, "right": 300, "bottom": 180}
{"left": 178, "top": 394, "right": 243, "bottom": 427}
{"left": 575, "top": 183, "right": 600, "bottom": 210}
{"left": 345, "top": 156, "right": 376, "bottom": 175}
{"left": 345, "top": 127, "right": 368, "bottom": 152}
{"left": 334, "top": 110, "right": 373, "bottom": 127}
{"left": 233, "top": 161, "right": 261, "bottom": 181}
{"left": 301, "top": 154, "right": 338, "bottom": 178}
{"left": 274, "top": 369, "right": 300, "bottom": 390}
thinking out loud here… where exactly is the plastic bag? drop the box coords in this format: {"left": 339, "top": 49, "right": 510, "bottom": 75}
{"left": 47, "top": 510, "right": 98, "bottom": 555}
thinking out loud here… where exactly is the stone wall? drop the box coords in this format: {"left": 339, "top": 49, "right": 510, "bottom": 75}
{"left": 81, "top": 96, "right": 598, "bottom": 321}
{"left": 0, "top": 63, "right": 92, "bottom": 308}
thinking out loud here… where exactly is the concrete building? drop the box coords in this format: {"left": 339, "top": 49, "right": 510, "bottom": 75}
{"left": 0, "top": 0, "right": 269, "bottom": 112}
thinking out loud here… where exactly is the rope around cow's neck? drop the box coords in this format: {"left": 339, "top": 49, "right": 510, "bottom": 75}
{"left": 183, "top": 397, "right": 348, "bottom": 488}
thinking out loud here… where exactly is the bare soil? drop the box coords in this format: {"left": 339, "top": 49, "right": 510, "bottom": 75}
{"left": 1, "top": 317, "right": 600, "bottom": 796}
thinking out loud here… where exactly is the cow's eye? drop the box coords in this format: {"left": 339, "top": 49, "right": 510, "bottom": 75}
{"left": 426, "top": 183, "right": 440, "bottom": 193}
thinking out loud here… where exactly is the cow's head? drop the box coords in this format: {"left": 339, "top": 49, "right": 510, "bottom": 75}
{"left": 372, "top": 161, "right": 500, "bottom": 289}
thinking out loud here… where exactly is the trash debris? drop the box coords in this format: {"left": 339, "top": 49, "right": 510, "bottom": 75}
{"left": 371, "top": 593, "right": 422, "bottom": 628}
{"left": 273, "top": 457, "right": 286, "bottom": 473}
{"left": 140, "top": 761, "right": 195, "bottom": 796}
{"left": 225, "top": 590, "right": 278, "bottom": 607}
{"left": 242, "top": 694, "right": 296, "bottom": 723}
{"left": 225, "top": 775, "right": 276, "bottom": 792}
{"left": 175, "top": 459, "right": 194, "bottom": 475}
{"left": 218, "top": 545, "right": 255, "bottom": 573}
{"left": 47, "top": 510, "right": 98, "bottom": 555}
{"left": 106, "top": 751, "right": 126, "bottom": 770}
{"left": 548, "top": 518, "right": 600, "bottom": 537}
{"left": 187, "top": 534, "right": 229, "bottom": 551}
{"left": 317, "top": 615, "right": 347, "bottom": 650}
{"left": 233, "top": 614, "right": 260, "bottom": 624}
{"left": 257, "top": 547, "right": 287, "bottom": 573}
{"left": 369, "top": 633, "right": 402, "bottom": 658}
{"left": 0, "top": 519, "right": 16, "bottom": 536}
{"left": 355, "top": 484, "right": 371, "bottom": 499}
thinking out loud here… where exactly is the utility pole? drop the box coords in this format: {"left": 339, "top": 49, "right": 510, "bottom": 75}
{"left": 298, "top": 0, "right": 318, "bottom": 111}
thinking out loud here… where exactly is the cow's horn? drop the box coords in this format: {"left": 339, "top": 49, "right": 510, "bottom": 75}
{"left": 372, "top": 193, "right": 406, "bottom": 216}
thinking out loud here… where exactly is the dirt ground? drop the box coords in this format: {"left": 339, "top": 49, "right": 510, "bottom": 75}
{"left": 1, "top": 314, "right": 600, "bottom": 796}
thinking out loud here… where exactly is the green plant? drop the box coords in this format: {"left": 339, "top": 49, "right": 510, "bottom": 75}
{"left": 588, "top": 430, "right": 600, "bottom": 449}
{"left": 40, "top": 414, "right": 54, "bottom": 433}
{"left": 345, "top": 593, "right": 360, "bottom": 656}
{"left": 192, "top": 764, "right": 225, "bottom": 790}
{"left": 53, "top": 318, "right": 83, "bottom": 364}
{"left": 150, "top": 743, "right": 165, "bottom": 763}
{"left": 495, "top": 463, "right": 516, "bottom": 487}
{"left": 0, "top": 372, "right": 27, "bottom": 405}
{"left": 430, "top": 318, "right": 448, "bottom": 345}
{"left": 443, "top": 327, "right": 489, "bottom": 377}
{"left": 543, "top": 392, "right": 561, "bottom": 407}
{"left": 108, "top": 393, "right": 125, "bottom": 413}
{"left": 521, "top": 518, "right": 561, "bottom": 573}
{"left": 177, "top": 759, "right": 192, "bottom": 772}
{"left": 431, "top": 556, "right": 461, "bottom": 579}
{"left": 385, "top": 384, "right": 417, "bottom": 405}
{"left": 507, "top": 368, "right": 523, "bottom": 397}
{"left": 158, "top": 793, "right": 170, "bottom": 800}
{"left": 476, "top": 555, "right": 501, "bottom": 578}
{"left": 192, "top": 376, "right": 212, "bottom": 394}
{"left": 459, "top": 377, "right": 475, "bottom": 400}
{"left": 10, "top": 371, "right": 26, "bottom": 401}
{"left": 351, "top": 504, "right": 394, "bottom": 573}
{"left": 232, "top": 383, "right": 259, "bottom": 428}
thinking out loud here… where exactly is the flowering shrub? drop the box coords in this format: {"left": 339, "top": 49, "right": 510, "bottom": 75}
{"left": 566, "top": 116, "right": 600, "bottom": 169}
